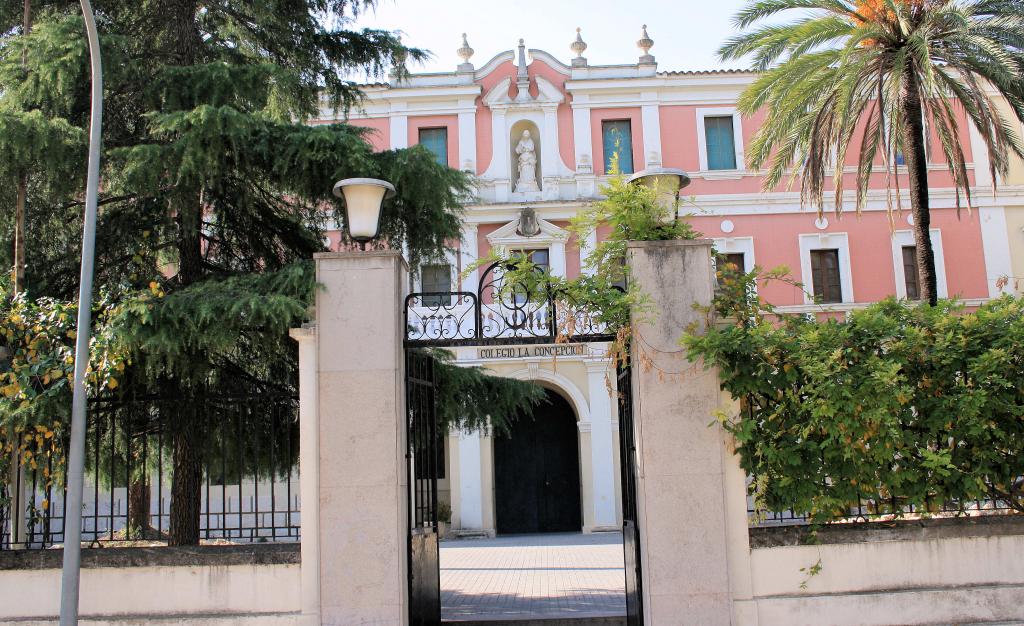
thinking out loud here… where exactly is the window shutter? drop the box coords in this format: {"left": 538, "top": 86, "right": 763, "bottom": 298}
{"left": 810, "top": 249, "right": 842, "bottom": 303}
{"left": 902, "top": 246, "right": 920, "bottom": 300}
{"left": 602, "top": 120, "right": 634, "bottom": 174}
{"left": 421, "top": 264, "right": 452, "bottom": 306}
{"left": 704, "top": 116, "right": 737, "bottom": 170}
{"left": 419, "top": 127, "right": 448, "bottom": 166}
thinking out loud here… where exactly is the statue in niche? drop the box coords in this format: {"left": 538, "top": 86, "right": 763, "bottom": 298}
{"left": 514, "top": 129, "right": 540, "bottom": 192}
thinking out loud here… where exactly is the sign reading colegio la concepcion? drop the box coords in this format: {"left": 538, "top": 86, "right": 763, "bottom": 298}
{"left": 477, "top": 344, "right": 590, "bottom": 360}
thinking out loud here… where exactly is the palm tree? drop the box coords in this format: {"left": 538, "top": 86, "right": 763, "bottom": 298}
{"left": 720, "top": 0, "right": 1024, "bottom": 305}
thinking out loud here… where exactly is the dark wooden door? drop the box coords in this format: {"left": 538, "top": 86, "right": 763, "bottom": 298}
{"left": 494, "top": 389, "right": 582, "bottom": 534}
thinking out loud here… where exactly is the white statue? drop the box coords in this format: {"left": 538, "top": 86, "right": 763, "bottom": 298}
{"left": 514, "top": 130, "right": 540, "bottom": 192}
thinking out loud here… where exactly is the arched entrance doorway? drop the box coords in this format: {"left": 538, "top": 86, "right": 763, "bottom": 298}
{"left": 494, "top": 388, "right": 582, "bottom": 534}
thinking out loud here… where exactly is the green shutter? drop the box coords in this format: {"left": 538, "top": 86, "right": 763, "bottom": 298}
{"left": 602, "top": 120, "right": 634, "bottom": 174}
{"left": 419, "top": 127, "right": 448, "bottom": 166}
{"left": 421, "top": 264, "right": 451, "bottom": 306}
{"left": 704, "top": 116, "right": 737, "bottom": 170}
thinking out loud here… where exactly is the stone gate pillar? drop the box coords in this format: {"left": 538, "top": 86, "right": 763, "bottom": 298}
{"left": 292, "top": 251, "right": 410, "bottom": 626}
{"left": 626, "top": 240, "right": 754, "bottom": 625}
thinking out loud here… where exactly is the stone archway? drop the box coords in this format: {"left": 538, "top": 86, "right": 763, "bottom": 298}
{"left": 493, "top": 388, "right": 582, "bottom": 534}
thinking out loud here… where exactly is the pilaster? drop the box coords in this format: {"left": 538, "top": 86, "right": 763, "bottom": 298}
{"left": 308, "top": 251, "right": 410, "bottom": 625}
{"left": 626, "top": 239, "right": 750, "bottom": 625}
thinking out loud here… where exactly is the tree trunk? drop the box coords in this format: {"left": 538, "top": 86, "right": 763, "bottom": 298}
{"left": 163, "top": 0, "right": 205, "bottom": 547}
{"left": 13, "top": 178, "right": 25, "bottom": 294}
{"left": 126, "top": 478, "right": 150, "bottom": 538}
{"left": 900, "top": 68, "right": 938, "bottom": 306}
{"left": 12, "top": 1, "right": 29, "bottom": 295}
{"left": 168, "top": 403, "right": 202, "bottom": 545}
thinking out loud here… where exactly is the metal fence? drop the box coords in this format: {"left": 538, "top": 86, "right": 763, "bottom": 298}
{"left": 748, "top": 487, "right": 1019, "bottom": 527}
{"left": 2, "top": 393, "right": 300, "bottom": 550}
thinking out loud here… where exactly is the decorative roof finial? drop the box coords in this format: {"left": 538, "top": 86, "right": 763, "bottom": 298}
{"left": 457, "top": 32, "right": 475, "bottom": 71}
{"left": 637, "top": 24, "right": 655, "bottom": 64}
{"left": 516, "top": 38, "right": 529, "bottom": 79}
{"left": 570, "top": 27, "right": 588, "bottom": 68}
{"left": 515, "top": 38, "right": 531, "bottom": 101}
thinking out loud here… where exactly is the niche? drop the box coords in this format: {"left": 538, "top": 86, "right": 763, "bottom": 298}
{"left": 509, "top": 119, "right": 542, "bottom": 193}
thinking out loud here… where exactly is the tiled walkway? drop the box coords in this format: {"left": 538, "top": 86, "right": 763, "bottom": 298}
{"left": 440, "top": 532, "right": 626, "bottom": 622}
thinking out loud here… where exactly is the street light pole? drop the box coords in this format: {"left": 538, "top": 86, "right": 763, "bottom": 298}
{"left": 60, "top": 1, "right": 103, "bottom": 624}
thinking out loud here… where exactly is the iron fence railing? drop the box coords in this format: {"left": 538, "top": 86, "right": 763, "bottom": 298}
{"left": 747, "top": 487, "right": 1019, "bottom": 527}
{"left": 2, "top": 393, "right": 299, "bottom": 550}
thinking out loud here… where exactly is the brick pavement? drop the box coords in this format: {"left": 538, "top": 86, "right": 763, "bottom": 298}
{"left": 440, "top": 532, "right": 626, "bottom": 622}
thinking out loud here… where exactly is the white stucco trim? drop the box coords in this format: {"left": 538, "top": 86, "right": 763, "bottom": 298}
{"left": 798, "top": 232, "right": 855, "bottom": 304}
{"left": 504, "top": 366, "right": 592, "bottom": 424}
{"left": 640, "top": 98, "right": 662, "bottom": 168}
{"left": 388, "top": 111, "right": 408, "bottom": 150}
{"left": 979, "top": 206, "right": 1014, "bottom": 296}
{"left": 487, "top": 217, "right": 570, "bottom": 277}
{"left": 890, "top": 229, "right": 948, "bottom": 299}
{"left": 712, "top": 236, "right": 756, "bottom": 273}
{"left": 695, "top": 106, "right": 745, "bottom": 175}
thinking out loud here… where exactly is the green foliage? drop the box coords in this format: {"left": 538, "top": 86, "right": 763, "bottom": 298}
{"left": 116, "top": 262, "right": 315, "bottom": 385}
{"left": 430, "top": 349, "right": 545, "bottom": 436}
{"left": 468, "top": 175, "right": 700, "bottom": 344}
{"left": 0, "top": 284, "right": 133, "bottom": 493}
{"left": 0, "top": 0, "right": 468, "bottom": 544}
{"left": 720, "top": 0, "right": 1024, "bottom": 213}
{"left": 685, "top": 273, "right": 1024, "bottom": 521}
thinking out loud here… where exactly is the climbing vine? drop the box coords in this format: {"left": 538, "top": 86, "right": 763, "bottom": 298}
{"left": 467, "top": 175, "right": 700, "bottom": 366}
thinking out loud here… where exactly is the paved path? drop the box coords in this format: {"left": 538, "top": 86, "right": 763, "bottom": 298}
{"left": 440, "top": 532, "right": 626, "bottom": 622}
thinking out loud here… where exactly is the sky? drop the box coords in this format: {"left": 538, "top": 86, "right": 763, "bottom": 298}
{"left": 351, "top": 0, "right": 753, "bottom": 75}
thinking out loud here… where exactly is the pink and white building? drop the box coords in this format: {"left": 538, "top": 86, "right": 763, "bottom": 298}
{"left": 312, "top": 31, "right": 1024, "bottom": 537}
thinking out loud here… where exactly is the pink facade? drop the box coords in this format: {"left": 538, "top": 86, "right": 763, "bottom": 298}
{"left": 317, "top": 37, "right": 1013, "bottom": 310}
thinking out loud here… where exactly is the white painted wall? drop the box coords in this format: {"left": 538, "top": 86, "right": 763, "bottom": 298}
{"left": 745, "top": 531, "right": 1024, "bottom": 625}
{"left": 0, "top": 563, "right": 300, "bottom": 624}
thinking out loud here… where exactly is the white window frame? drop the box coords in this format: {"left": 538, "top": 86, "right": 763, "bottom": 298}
{"left": 696, "top": 107, "right": 745, "bottom": 178}
{"left": 413, "top": 250, "right": 458, "bottom": 292}
{"left": 891, "top": 229, "right": 947, "bottom": 299}
{"left": 713, "top": 236, "right": 756, "bottom": 270}
{"left": 799, "top": 232, "right": 854, "bottom": 304}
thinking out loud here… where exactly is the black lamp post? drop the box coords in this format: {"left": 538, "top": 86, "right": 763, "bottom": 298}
{"left": 332, "top": 177, "right": 396, "bottom": 250}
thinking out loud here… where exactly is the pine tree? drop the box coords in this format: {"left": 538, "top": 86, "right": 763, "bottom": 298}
{"left": 1, "top": 1, "right": 474, "bottom": 545}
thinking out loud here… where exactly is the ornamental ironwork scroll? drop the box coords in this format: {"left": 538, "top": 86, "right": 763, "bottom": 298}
{"left": 404, "top": 260, "right": 612, "bottom": 346}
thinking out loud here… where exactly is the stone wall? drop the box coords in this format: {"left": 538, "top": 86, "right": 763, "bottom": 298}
{"left": 0, "top": 544, "right": 301, "bottom": 625}
{"left": 744, "top": 516, "right": 1024, "bottom": 625}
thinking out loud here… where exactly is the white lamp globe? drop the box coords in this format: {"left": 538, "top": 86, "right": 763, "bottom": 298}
{"left": 332, "top": 177, "right": 396, "bottom": 244}
{"left": 626, "top": 167, "right": 691, "bottom": 224}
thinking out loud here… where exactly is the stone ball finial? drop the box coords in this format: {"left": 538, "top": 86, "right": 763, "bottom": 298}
{"left": 570, "top": 27, "right": 588, "bottom": 68}
{"left": 457, "top": 32, "right": 475, "bottom": 71}
{"left": 571, "top": 27, "right": 588, "bottom": 58}
{"left": 637, "top": 24, "right": 655, "bottom": 64}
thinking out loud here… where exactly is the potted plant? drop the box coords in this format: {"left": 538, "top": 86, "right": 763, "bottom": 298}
{"left": 437, "top": 502, "right": 452, "bottom": 539}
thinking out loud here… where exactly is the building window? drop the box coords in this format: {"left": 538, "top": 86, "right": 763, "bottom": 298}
{"left": 512, "top": 249, "right": 549, "bottom": 303}
{"left": 602, "top": 120, "right": 634, "bottom": 175}
{"left": 810, "top": 249, "right": 843, "bottom": 303}
{"left": 704, "top": 116, "right": 737, "bottom": 170}
{"left": 418, "top": 127, "right": 448, "bottom": 166}
{"left": 902, "top": 246, "right": 920, "bottom": 300}
{"left": 715, "top": 252, "right": 745, "bottom": 288}
{"left": 421, "top": 264, "right": 451, "bottom": 307}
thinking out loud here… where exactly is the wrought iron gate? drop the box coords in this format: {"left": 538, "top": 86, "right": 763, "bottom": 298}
{"left": 617, "top": 356, "right": 643, "bottom": 626}
{"left": 402, "top": 258, "right": 644, "bottom": 624}
{"left": 406, "top": 349, "right": 441, "bottom": 625}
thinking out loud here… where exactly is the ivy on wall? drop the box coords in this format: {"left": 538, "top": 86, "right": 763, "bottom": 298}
{"left": 685, "top": 268, "right": 1024, "bottom": 522}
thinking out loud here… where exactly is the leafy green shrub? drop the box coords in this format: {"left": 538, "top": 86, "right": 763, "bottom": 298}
{"left": 685, "top": 270, "right": 1024, "bottom": 522}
